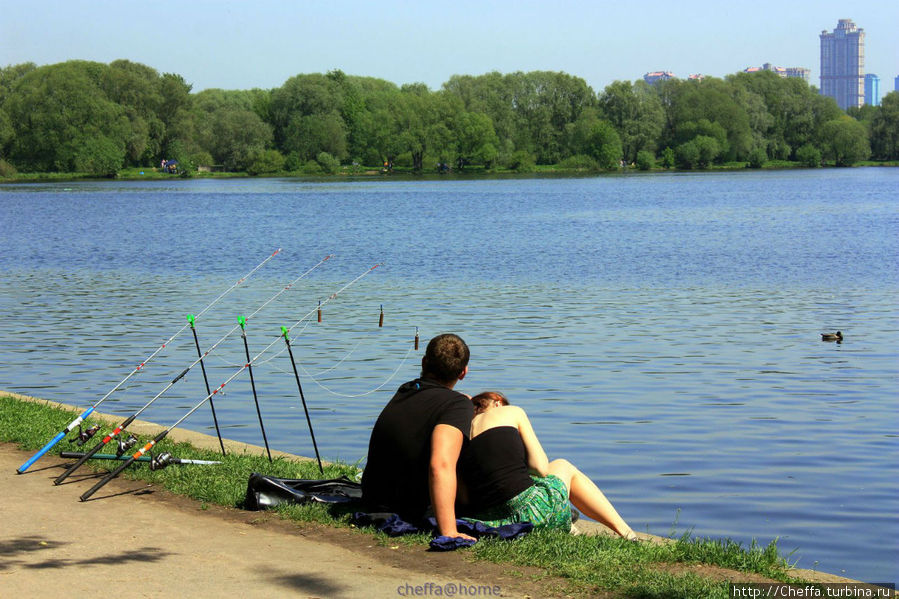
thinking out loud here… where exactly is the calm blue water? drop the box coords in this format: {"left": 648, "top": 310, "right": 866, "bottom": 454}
{"left": 1, "top": 170, "right": 896, "bottom": 582}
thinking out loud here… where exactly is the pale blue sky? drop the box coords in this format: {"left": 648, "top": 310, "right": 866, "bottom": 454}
{"left": 2, "top": 0, "right": 897, "bottom": 94}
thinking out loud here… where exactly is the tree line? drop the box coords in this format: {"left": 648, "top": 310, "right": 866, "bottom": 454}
{"left": 1, "top": 59, "right": 897, "bottom": 177}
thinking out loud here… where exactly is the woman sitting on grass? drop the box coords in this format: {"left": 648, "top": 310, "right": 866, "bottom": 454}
{"left": 459, "top": 391, "right": 638, "bottom": 540}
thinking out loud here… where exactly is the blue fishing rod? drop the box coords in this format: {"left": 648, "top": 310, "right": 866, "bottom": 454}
{"left": 53, "top": 254, "right": 333, "bottom": 485}
{"left": 16, "top": 249, "right": 282, "bottom": 474}
{"left": 79, "top": 263, "right": 382, "bottom": 501}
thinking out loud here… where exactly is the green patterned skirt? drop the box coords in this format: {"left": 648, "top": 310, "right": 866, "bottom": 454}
{"left": 464, "top": 474, "right": 572, "bottom": 531}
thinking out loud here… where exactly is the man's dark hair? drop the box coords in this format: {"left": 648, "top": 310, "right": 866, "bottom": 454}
{"left": 421, "top": 333, "right": 470, "bottom": 384}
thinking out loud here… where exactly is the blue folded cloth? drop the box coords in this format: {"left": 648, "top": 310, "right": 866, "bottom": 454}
{"left": 351, "top": 512, "right": 533, "bottom": 551}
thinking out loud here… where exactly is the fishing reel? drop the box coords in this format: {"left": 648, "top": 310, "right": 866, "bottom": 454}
{"left": 149, "top": 452, "right": 177, "bottom": 471}
{"left": 115, "top": 434, "right": 139, "bottom": 457}
{"left": 69, "top": 423, "right": 101, "bottom": 446}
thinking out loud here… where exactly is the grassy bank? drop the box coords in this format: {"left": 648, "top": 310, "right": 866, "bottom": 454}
{"left": 2, "top": 394, "right": 812, "bottom": 597}
{"left": 2, "top": 160, "right": 898, "bottom": 184}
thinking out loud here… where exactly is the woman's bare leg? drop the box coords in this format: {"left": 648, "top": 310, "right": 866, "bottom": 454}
{"left": 547, "top": 458, "right": 636, "bottom": 539}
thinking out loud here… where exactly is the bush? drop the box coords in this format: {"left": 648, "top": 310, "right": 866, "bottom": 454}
{"left": 71, "top": 135, "right": 125, "bottom": 176}
{"left": 748, "top": 147, "right": 767, "bottom": 169}
{"left": 795, "top": 144, "right": 822, "bottom": 168}
{"left": 693, "top": 135, "right": 720, "bottom": 168}
{"left": 661, "top": 146, "right": 675, "bottom": 169}
{"left": 361, "top": 148, "right": 383, "bottom": 168}
{"left": 635, "top": 150, "right": 655, "bottom": 171}
{"left": 0, "top": 158, "right": 17, "bottom": 177}
{"left": 248, "top": 149, "right": 285, "bottom": 175}
{"left": 315, "top": 151, "right": 340, "bottom": 174}
{"left": 506, "top": 149, "right": 536, "bottom": 172}
{"left": 192, "top": 151, "right": 214, "bottom": 169}
{"left": 557, "top": 154, "right": 598, "bottom": 170}
{"left": 676, "top": 141, "right": 700, "bottom": 169}
{"left": 284, "top": 151, "right": 303, "bottom": 172}
{"left": 393, "top": 152, "right": 413, "bottom": 168}
{"left": 301, "top": 160, "right": 323, "bottom": 175}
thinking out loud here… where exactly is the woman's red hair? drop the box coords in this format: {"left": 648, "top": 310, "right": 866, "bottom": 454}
{"left": 470, "top": 391, "right": 509, "bottom": 415}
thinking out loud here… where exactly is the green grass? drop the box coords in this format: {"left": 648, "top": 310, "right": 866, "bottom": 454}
{"left": 1, "top": 394, "right": 811, "bottom": 597}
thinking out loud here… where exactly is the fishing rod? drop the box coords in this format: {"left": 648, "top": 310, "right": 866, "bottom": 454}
{"left": 59, "top": 451, "right": 221, "bottom": 469}
{"left": 188, "top": 314, "right": 226, "bottom": 455}
{"left": 16, "top": 248, "right": 282, "bottom": 475}
{"left": 53, "top": 254, "right": 334, "bottom": 485}
{"left": 281, "top": 326, "right": 323, "bottom": 473}
{"left": 79, "top": 263, "right": 382, "bottom": 501}
{"left": 239, "top": 316, "right": 272, "bottom": 462}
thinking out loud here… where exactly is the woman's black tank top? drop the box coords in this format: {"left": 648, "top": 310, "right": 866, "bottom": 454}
{"left": 460, "top": 426, "right": 534, "bottom": 511}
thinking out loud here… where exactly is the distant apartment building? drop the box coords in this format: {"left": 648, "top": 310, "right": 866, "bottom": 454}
{"left": 865, "top": 74, "right": 880, "bottom": 106}
{"left": 643, "top": 71, "right": 675, "bottom": 85}
{"left": 743, "top": 63, "right": 810, "bottom": 82}
{"left": 820, "top": 19, "right": 865, "bottom": 110}
{"left": 895, "top": 75, "right": 899, "bottom": 92}
{"left": 785, "top": 67, "right": 810, "bottom": 82}
{"left": 687, "top": 74, "right": 706, "bottom": 81}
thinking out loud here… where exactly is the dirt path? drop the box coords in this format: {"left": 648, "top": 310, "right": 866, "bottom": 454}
{"left": 0, "top": 444, "right": 536, "bottom": 599}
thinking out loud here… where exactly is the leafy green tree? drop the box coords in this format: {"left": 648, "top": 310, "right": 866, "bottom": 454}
{"left": 506, "top": 149, "right": 536, "bottom": 172}
{"left": 557, "top": 154, "right": 598, "bottom": 170}
{"left": 0, "top": 108, "right": 13, "bottom": 157}
{"left": 211, "top": 109, "right": 273, "bottom": 171}
{"left": 3, "top": 61, "right": 129, "bottom": 171}
{"left": 795, "top": 143, "right": 821, "bottom": 167}
{"left": 247, "top": 149, "right": 285, "bottom": 175}
{"left": 660, "top": 146, "right": 675, "bottom": 168}
{"left": 693, "top": 135, "right": 720, "bottom": 167}
{"left": 676, "top": 119, "right": 728, "bottom": 156}
{"left": 598, "top": 80, "right": 664, "bottom": 163}
{"left": 659, "top": 77, "right": 753, "bottom": 161}
{"left": 395, "top": 87, "right": 460, "bottom": 170}
{"left": 284, "top": 111, "right": 347, "bottom": 161}
{"left": 0, "top": 62, "right": 37, "bottom": 100}
{"left": 584, "top": 120, "right": 623, "bottom": 169}
{"left": 635, "top": 149, "right": 655, "bottom": 170}
{"left": 870, "top": 92, "right": 899, "bottom": 160}
{"left": 747, "top": 147, "right": 767, "bottom": 168}
{"left": 71, "top": 134, "right": 125, "bottom": 175}
{"left": 444, "top": 70, "right": 595, "bottom": 164}
{"left": 270, "top": 73, "right": 344, "bottom": 149}
{"left": 819, "top": 117, "right": 870, "bottom": 166}
{"left": 452, "top": 111, "right": 499, "bottom": 168}
{"left": 676, "top": 140, "right": 699, "bottom": 169}
{"left": 316, "top": 151, "right": 340, "bottom": 174}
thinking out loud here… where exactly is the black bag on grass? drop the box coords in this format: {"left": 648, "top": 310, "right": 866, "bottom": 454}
{"left": 243, "top": 473, "right": 362, "bottom": 510}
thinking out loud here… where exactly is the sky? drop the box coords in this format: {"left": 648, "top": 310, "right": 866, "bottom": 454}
{"left": 2, "top": 0, "right": 897, "bottom": 94}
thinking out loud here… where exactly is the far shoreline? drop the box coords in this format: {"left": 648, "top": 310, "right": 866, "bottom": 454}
{"left": 2, "top": 160, "right": 898, "bottom": 185}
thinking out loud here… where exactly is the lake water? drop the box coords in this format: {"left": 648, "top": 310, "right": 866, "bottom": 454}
{"left": 0, "top": 169, "right": 896, "bottom": 582}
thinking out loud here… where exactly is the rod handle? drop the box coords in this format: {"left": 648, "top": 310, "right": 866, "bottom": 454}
{"left": 17, "top": 430, "right": 66, "bottom": 474}
{"left": 80, "top": 456, "right": 137, "bottom": 501}
{"left": 54, "top": 437, "right": 107, "bottom": 484}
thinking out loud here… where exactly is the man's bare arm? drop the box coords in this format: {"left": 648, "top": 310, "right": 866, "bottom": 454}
{"left": 429, "top": 424, "right": 476, "bottom": 540}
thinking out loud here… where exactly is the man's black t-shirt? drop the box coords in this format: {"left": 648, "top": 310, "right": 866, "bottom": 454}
{"left": 361, "top": 378, "right": 473, "bottom": 522}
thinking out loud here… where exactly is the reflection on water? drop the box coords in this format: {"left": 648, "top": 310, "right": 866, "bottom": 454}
{"left": 0, "top": 170, "right": 897, "bottom": 581}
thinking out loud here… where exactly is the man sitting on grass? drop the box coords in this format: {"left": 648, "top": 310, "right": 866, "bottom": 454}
{"left": 361, "top": 333, "right": 475, "bottom": 541}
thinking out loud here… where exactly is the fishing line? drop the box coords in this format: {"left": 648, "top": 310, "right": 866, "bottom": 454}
{"left": 290, "top": 341, "right": 415, "bottom": 399}
{"left": 16, "top": 248, "right": 282, "bottom": 474}
{"left": 52, "top": 254, "right": 333, "bottom": 485}
{"left": 78, "top": 263, "right": 382, "bottom": 501}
